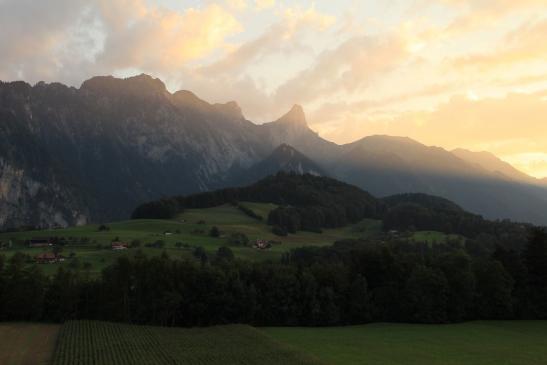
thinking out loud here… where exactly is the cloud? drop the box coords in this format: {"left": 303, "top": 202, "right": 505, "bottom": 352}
{"left": 199, "top": 5, "right": 335, "bottom": 77}
{"left": 451, "top": 18, "right": 547, "bottom": 70}
{"left": 95, "top": 1, "right": 242, "bottom": 74}
{"left": 181, "top": 4, "right": 336, "bottom": 121}
{"left": 273, "top": 32, "right": 410, "bottom": 107}
{"left": 0, "top": 0, "right": 90, "bottom": 82}
{"left": 436, "top": 0, "right": 547, "bottom": 37}
{"left": 255, "top": 0, "right": 275, "bottom": 10}
{"left": 0, "top": 0, "right": 242, "bottom": 84}
{"left": 225, "top": 0, "right": 248, "bottom": 11}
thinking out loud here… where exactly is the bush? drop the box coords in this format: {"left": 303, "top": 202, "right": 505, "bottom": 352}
{"left": 216, "top": 246, "right": 234, "bottom": 261}
{"left": 193, "top": 246, "right": 208, "bottom": 263}
{"left": 228, "top": 232, "right": 249, "bottom": 246}
{"left": 97, "top": 224, "right": 110, "bottom": 232}
{"left": 210, "top": 226, "right": 220, "bottom": 238}
{"left": 237, "top": 204, "right": 263, "bottom": 221}
{"left": 145, "top": 240, "right": 165, "bottom": 249}
{"left": 272, "top": 226, "right": 288, "bottom": 237}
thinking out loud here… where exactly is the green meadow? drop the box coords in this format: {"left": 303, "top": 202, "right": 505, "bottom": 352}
{"left": 0, "top": 202, "right": 383, "bottom": 275}
{"left": 263, "top": 321, "right": 547, "bottom": 365}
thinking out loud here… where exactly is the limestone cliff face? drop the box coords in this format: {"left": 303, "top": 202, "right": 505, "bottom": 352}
{"left": 0, "top": 75, "right": 293, "bottom": 227}
{"left": 0, "top": 158, "right": 89, "bottom": 228}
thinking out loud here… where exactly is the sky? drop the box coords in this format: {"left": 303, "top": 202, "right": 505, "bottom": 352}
{"left": 1, "top": 0, "right": 547, "bottom": 178}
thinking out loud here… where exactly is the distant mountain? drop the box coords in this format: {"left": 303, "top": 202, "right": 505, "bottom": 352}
{"left": 452, "top": 148, "right": 537, "bottom": 184}
{"left": 2, "top": 74, "right": 547, "bottom": 228}
{"left": 261, "top": 105, "right": 340, "bottom": 165}
{"left": 235, "top": 144, "right": 326, "bottom": 185}
{"left": 330, "top": 135, "right": 547, "bottom": 225}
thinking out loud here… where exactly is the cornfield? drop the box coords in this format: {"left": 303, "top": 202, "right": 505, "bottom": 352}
{"left": 52, "top": 320, "right": 325, "bottom": 365}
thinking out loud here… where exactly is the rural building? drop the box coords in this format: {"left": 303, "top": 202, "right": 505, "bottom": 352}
{"left": 253, "top": 239, "right": 272, "bottom": 250}
{"left": 27, "top": 238, "right": 53, "bottom": 248}
{"left": 35, "top": 252, "right": 64, "bottom": 264}
{"left": 111, "top": 242, "right": 129, "bottom": 250}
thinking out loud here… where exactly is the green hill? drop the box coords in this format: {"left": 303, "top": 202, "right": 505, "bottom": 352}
{"left": 0, "top": 202, "right": 382, "bottom": 275}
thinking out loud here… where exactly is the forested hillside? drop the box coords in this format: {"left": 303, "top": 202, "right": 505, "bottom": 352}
{"left": 132, "top": 173, "right": 383, "bottom": 232}
{"left": 134, "top": 173, "right": 530, "bottom": 249}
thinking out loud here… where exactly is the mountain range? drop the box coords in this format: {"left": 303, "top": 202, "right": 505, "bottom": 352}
{"left": 1, "top": 74, "right": 547, "bottom": 228}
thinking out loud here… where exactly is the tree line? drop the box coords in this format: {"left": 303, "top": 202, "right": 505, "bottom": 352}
{"left": 0, "top": 228, "right": 545, "bottom": 326}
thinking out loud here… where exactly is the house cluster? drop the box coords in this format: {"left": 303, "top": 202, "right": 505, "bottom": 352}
{"left": 111, "top": 241, "right": 129, "bottom": 250}
{"left": 253, "top": 239, "right": 272, "bottom": 250}
{"left": 35, "top": 252, "right": 64, "bottom": 264}
{"left": 27, "top": 238, "right": 54, "bottom": 248}
{"left": 26, "top": 237, "right": 62, "bottom": 263}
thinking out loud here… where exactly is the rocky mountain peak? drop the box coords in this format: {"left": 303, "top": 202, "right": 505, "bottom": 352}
{"left": 80, "top": 74, "right": 167, "bottom": 96}
{"left": 213, "top": 100, "right": 243, "bottom": 119}
{"left": 275, "top": 104, "right": 307, "bottom": 127}
{"left": 172, "top": 89, "right": 210, "bottom": 110}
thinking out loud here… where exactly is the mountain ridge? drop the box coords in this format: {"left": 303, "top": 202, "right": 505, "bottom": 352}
{"left": 1, "top": 74, "right": 547, "bottom": 228}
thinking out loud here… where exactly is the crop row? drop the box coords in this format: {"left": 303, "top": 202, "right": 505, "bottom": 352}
{"left": 51, "top": 320, "right": 324, "bottom": 365}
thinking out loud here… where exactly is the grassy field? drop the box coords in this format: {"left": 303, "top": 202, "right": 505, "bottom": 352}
{"left": 52, "top": 321, "right": 325, "bottom": 365}
{"left": 263, "top": 321, "right": 547, "bottom": 365}
{"left": 0, "top": 203, "right": 382, "bottom": 275}
{"left": 0, "top": 201, "right": 460, "bottom": 276}
{"left": 0, "top": 323, "right": 60, "bottom": 365}
{"left": 411, "top": 231, "right": 464, "bottom": 245}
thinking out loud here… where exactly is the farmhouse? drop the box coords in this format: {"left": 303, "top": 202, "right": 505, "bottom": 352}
{"left": 35, "top": 252, "right": 64, "bottom": 264}
{"left": 112, "top": 241, "right": 129, "bottom": 250}
{"left": 27, "top": 238, "right": 53, "bottom": 248}
{"left": 253, "top": 239, "right": 272, "bottom": 250}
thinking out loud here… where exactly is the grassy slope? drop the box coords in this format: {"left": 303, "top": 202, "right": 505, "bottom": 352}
{"left": 0, "top": 202, "right": 461, "bottom": 276}
{"left": 263, "top": 321, "right": 547, "bottom": 365}
{"left": 52, "top": 321, "right": 325, "bottom": 365}
{"left": 0, "top": 323, "right": 60, "bottom": 365}
{"left": 0, "top": 203, "right": 382, "bottom": 274}
{"left": 411, "top": 231, "right": 464, "bottom": 245}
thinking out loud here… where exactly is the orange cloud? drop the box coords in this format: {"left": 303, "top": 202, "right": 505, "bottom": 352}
{"left": 451, "top": 18, "right": 547, "bottom": 70}
{"left": 96, "top": 1, "right": 243, "bottom": 72}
